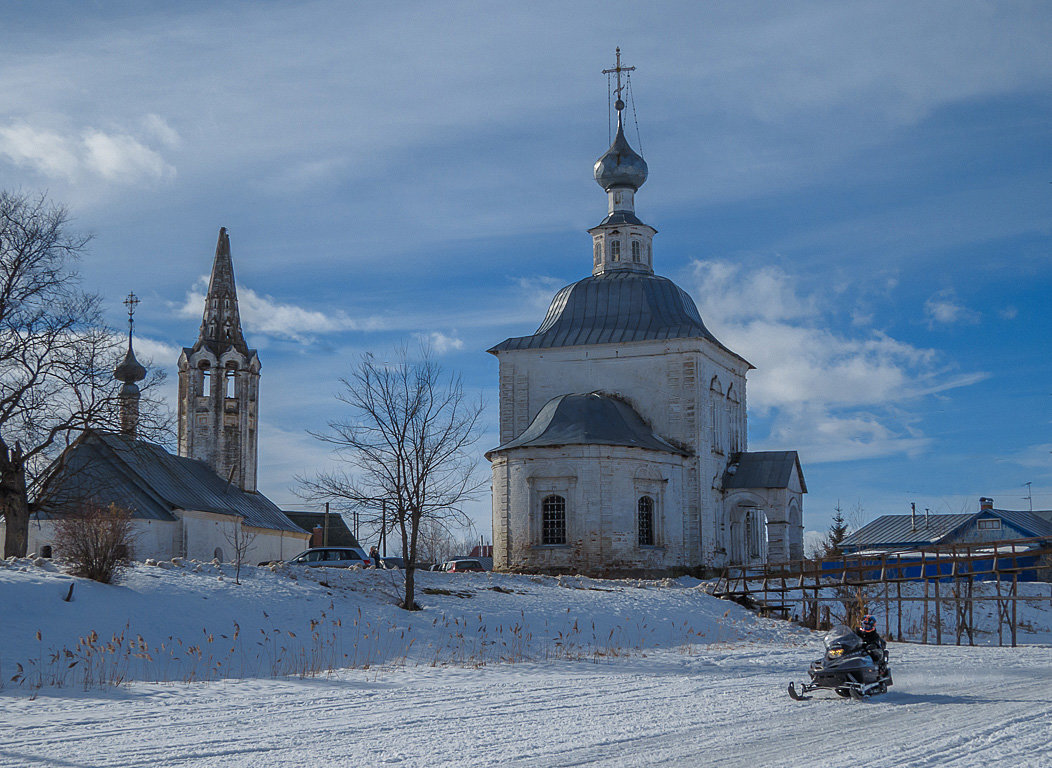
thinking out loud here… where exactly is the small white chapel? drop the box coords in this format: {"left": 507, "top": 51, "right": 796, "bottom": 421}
{"left": 486, "top": 52, "right": 806, "bottom": 576}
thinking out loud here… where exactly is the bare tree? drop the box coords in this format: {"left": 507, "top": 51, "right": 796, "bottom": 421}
{"left": 299, "top": 348, "right": 485, "bottom": 610}
{"left": 223, "top": 516, "right": 257, "bottom": 585}
{"left": 414, "top": 516, "right": 461, "bottom": 566}
{"left": 0, "top": 191, "right": 168, "bottom": 557}
{"left": 53, "top": 502, "right": 136, "bottom": 583}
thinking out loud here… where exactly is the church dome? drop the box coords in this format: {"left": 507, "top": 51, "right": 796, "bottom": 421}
{"left": 594, "top": 112, "right": 648, "bottom": 191}
{"left": 114, "top": 346, "right": 147, "bottom": 384}
{"left": 489, "top": 271, "right": 741, "bottom": 358}
{"left": 487, "top": 392, "right": 688, "bottom": 456}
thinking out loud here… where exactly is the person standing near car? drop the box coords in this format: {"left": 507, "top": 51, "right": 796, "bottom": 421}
{"left": 369, "top": 545, "right": 380, "bottom": 568}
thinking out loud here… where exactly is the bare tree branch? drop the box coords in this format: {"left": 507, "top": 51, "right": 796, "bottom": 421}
{"left": 297, "top": 347, "right": 485, "bottom": 609}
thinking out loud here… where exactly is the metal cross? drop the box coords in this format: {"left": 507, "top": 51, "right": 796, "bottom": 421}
{"left": 123, "top": 291, "right": 139, "bottom": 338}
{"left": 602, "top": 47, "right": 635, "bottom": 105}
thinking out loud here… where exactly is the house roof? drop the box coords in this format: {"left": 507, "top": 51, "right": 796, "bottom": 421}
{"left": 488, "top": 271, "right": 745, "bottom": 362}
{"left": 282, "top": 511, "right": 361, "bottom": 548}
{"left": 722, "top": 451, "right": 806, "bottom": 493}
{"left": 841, "top": 508, "right": 1052, "bottom": 551}
{"left": 486, "top": 392, "right": 689, "bottom": 457}
{"left": 34, "top": 430, "right": 303, "bottom": 534}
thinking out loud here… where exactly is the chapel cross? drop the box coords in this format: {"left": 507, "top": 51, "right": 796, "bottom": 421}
{"left": 124, "top": 291, "right": 139, "bottom": 337}
{"left": 602, "top": 47, "right": 635, "bottom": 107}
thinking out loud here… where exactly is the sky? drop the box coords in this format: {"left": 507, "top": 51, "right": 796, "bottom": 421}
{"left": 1, "top": 0, "right": 1049, "bottom": 546}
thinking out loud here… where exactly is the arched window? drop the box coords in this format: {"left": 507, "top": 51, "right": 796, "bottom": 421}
{"left": 631, "top": 240, "right": 641, "bottom": 262}
{"left": 638, "top": 496, "right": 655, "bottom": 546}
{"left": 610, "top": 239, "right": 621, "bottom": 262}
{"left": 213, "top": 547, "right": 224, "bottom": 562}
{"left": 225, "top": 369, "right": 236, "bottom": 398}
{"left": 541, "top": 495, "right": 566, "bottom": 545}
{"left": 201, "top": 365, "right": 212, "bottom": 397}
{"left": 594, "top": 240, "right": 602, "bottom": 265}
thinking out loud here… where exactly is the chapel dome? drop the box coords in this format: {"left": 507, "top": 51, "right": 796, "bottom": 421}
{"left": 593, "top": 113, "right": 648, "bottom": 192}
{"left": 487, "top": 392, "right": 688, "bottom": 457}
{"left": 114, "top": 346, "right": 147, "bottom": 384}
{"left": 489, "top": 271, "right": 740, "bottom": 358}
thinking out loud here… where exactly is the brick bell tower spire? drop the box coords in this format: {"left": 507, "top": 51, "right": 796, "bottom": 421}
{"left": 177, "top": 228, "right": 261, "bottom": 492}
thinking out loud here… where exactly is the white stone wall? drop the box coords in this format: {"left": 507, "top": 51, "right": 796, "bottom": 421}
{"left": 492, "top": 445, "right": 688, "bottom": 574}
{"left": 23, "top": 512, "right": 307, "bottom": 566}
{"left": 494, "top": 337, "right": 750, "bottom": 567}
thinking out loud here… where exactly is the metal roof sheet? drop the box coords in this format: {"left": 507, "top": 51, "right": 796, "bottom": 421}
{"left": 722, "top": 451, "right": 806, "bottom": 492}
{"left": 487, "top": 392, "right": 689, "bottom": 457}
{"left": 842, "top": 508, "right": 1052, "bottom": 551}
{"left": 842, "top": 514, "right": 975, "bottom": 549}
{"left": 489, "top": 271, "right": 745, "bottom": 360}
{"left": 35, "top": 431, "right": 303, "bottom": 534}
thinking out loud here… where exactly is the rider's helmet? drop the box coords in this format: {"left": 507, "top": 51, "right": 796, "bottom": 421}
{"left": 859, "top": 615, "right": 876, "bottom": 633}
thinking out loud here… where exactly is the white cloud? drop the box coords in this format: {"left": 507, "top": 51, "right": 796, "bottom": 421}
{"left": 82, "top": 129, "right": 174, "bottom": 182}
{"left": 176, "top": 279, "right": 387, "bottom": 342}
{"left": 416, "top": 331, "right": 465, "bottom": 354}
{"left": 0, "top": 120, "right": 175, "bottom": 184}
{"left": 0, "top": 124, "right": 80, "bottom": 178}
{"left": 688, "top": 260, "right": 984, "bottom": 462}
{"left": 924, "top": 289, "right": 978, "bottom": 327}
{"left": 998, "top": 306, "right": 1018, "bottom": 320}
{"left": 141, "top": 114, "right": 181, "bottom": 148}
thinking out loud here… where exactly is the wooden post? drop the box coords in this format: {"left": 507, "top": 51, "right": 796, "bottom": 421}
{"left": 995, "top": 565, "right": 1004, "bottom": 647}
{"left": 934, "top": 555, "right": 942, "bottom": 646}
{"left": 896, "top": 552, "right": 903, "bottom": 642}
{"left": 1011, "top": 572, "right": 1018, "bottom": 649}
{"left": 922, "top": 550, "right": 929, "bottom": 645}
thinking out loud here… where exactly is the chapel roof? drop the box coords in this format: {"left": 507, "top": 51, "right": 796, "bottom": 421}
{"left": 489, "top": 271, "right": 745, "bottom": 360}
{"left": 486, "top": 392, "right": 690, "bottom": 457}
{"left": 722, "top": 451, "right": 807, "bottom": 493}
{"left": 33, "top": 430, "right": 302, "bottom": 534}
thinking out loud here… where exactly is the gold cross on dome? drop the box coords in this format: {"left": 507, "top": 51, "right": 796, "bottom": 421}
{"left": 602, "top": 47, "right": 635, "bottom": 104}
{"left": 123, "top": 291, "right": 140, "bottom": 319}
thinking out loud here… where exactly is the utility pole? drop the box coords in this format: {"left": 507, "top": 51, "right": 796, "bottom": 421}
{"left": 323, "top": 502, "right": 330, "bottom": 546}
{"left": 1024, "top": 481, "right": 1033, "bottom": 512}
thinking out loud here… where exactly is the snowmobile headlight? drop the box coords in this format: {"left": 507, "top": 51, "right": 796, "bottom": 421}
{"left": 828, "top": 648, "right": 845, "bottom": 657}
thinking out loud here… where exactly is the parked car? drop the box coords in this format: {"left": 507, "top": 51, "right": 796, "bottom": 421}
{"left": 379, "top": 556, "right": 405, "bottom": 569}
{"left": 285, "top": 547, "right": 371, "bottom": 568}
{"left": 442, "top": 559, "right": 484, "bottom": 573}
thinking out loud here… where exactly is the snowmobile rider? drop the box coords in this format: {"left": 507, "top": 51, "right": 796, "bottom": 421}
{"left": 857, "top": 615, "right": 886, "bottom": 670}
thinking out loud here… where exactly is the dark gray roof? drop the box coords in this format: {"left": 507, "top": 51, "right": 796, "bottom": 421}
{"left": 490, "top": 271, "right": 745, "bottom": 359}
{"left": 34, "top": 430, "right": 303, "bottom": 534}
{"left": 842, "top": 514, "right": 977, "bottom": 550}
{"left": 598, "top": 211, "right": 646, "bottom": 226}
{"left": 722, "top": 451, "right": 807, "bottom": 492}
{"left": 842, "top": 508, "right": 1052, "bottom": 551}
{"left": 985, "top": 508, "right": 1052, "bottom": 539}
{"left": 283, "top": 511, "right": 361, "bottom": 548}
{"left": 487, "top": 392, "right": 689, "bottom": 457}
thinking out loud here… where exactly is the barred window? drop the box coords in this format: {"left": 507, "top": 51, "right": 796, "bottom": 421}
{"left": 610, "top": 239, "right": 621, "bottom": 262}
{"left": 542, "top": 495, "right": 566, "bottom": 545}
{"left": 638, "top": 496, "right": 655, "bottom": 546}
{"left": 631, "top": 240, "right": 641, "bottom": 262}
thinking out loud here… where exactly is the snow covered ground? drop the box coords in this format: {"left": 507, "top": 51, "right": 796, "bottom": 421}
{"left": 1, "top": 558, "right": 1050, "bottom": 767}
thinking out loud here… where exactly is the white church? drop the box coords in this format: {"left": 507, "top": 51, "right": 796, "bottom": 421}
{"left": 486, "top": 57, "right": 805, "bottom": 576}
{"left": 24, "top": 229, "right": 309, "bottom": 563}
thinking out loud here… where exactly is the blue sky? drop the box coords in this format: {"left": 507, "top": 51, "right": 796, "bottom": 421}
{"left": 2, "top": 0, "right": 1049, "bottom": 545}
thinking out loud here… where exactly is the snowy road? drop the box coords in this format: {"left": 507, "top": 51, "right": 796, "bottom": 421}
{"left": 2, "top": 642, "right": 1049, "bottom": 768}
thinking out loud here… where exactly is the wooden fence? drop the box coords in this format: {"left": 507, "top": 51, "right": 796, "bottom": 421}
{"left": 712, "top": 538, "right": 1052, "bottom": 647}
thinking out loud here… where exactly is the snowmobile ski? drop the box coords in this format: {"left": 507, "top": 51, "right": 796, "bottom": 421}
{"left": 787, "top": 682, "right": 811, "bottom": 701}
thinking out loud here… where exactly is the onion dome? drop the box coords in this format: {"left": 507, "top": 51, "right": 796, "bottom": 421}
{"left": 115, "top": 345, "right": 146, "bottom": 385}
{"left": 594, "top": 109, "right": 648, "bottom": 191}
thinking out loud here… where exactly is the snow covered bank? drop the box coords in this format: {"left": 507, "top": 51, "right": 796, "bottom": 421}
{"left": 0, "top": 558, "right": 804, "bottom": 688}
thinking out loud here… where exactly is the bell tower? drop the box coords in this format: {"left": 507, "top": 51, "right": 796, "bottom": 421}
{"left": 177, "top": 227, "right": 260, "bottom": 492}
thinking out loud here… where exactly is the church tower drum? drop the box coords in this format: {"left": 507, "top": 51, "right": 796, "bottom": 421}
{"left": 177, "top": 227, "right": 260, "bottom": 492}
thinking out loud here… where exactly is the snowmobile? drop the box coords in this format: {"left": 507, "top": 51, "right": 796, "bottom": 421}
{"left": 788, "top": 625, "right": 892, "bottom": 701}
